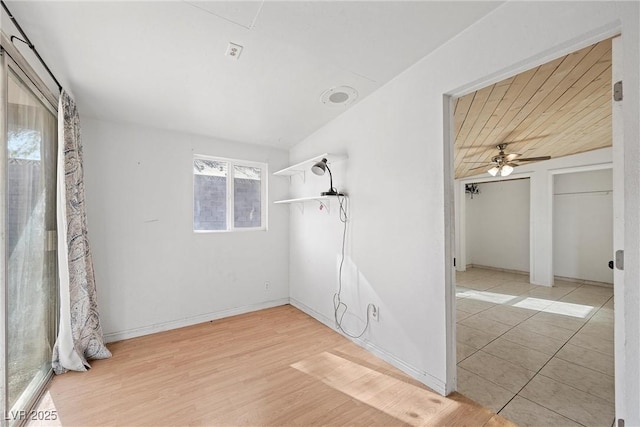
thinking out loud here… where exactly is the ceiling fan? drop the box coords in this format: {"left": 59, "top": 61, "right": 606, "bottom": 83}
{"left": 467, "top": 143, "right": 551, "bottom": 177}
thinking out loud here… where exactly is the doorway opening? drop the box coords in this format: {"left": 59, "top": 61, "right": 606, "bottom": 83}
{"left": 445, "top": 37, "right": 617, "bottom": 425}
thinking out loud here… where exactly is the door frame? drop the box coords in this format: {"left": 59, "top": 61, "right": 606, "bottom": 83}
{"left": 547, "top": 163, "right": 614, "bottom": 285}
{"left": 442, "top": 29, "right": 624, "bottom": 413}
{"left": 611, "top": 34, "right": 624, "bottom": 422}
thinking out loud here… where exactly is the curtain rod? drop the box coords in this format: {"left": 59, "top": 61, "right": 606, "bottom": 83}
{"left": 1, "top": 0, "right": 62, "bottom": 92}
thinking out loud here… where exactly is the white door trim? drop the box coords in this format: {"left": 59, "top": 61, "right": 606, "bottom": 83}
{"left": 611, "top": 34, "right": 625, "bottom": 423}
{"left": 443, "top": 27, "right": 623, "bottom": 404}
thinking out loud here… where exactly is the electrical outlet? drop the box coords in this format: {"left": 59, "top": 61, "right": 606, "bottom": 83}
{"left": 371, "top": 304, "right": 379, "bottom": 321}
{"left": 264, "top": 282, "right": 270, "bottom": 291}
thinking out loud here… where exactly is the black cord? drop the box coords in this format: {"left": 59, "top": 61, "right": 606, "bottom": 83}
{"left": 333, "top": 194, "right": 373, "bottom": 339}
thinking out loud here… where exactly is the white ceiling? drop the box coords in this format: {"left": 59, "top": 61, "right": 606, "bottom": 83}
{"left": 5, "top": 1, "right": 502, "bottom": 148}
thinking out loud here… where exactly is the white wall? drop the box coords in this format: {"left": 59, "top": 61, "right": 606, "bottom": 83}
{"left": 466, "top": 179, "right": 530, "bottom": 272}
{"left": 81, "top": 117, "right": 290, "bottom": 341}
{"left": 554, "top": 169, "right": 613, "bottom": 284}
{"left": 287, "top": 3, "right": 640, "bottom": 423}
{"left": 457, "top": 148, "right": 613, "bottom": 285}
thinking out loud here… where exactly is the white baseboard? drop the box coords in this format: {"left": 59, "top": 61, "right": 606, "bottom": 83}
{"left": 289, "top": 298, "right": 447, "bottom": 395}
{"left": 554, "top": 275, "right": 613, "bottom": 288}
{"left": 103, "top": 298, "right": 290, "bottom": 343}
{"left": 466, "top": 264, "right": 529, "bottom": 276}
{"left": 466, "top": 265, "right": 613, "bottom": 288}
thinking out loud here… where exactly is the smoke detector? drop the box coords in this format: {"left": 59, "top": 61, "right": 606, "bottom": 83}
{"left": 320, "top": 86, "right": 358, "bottom": 107}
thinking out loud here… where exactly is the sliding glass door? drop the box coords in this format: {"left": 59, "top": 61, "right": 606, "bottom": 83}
{"left": 2, "top": 55, "right": 57, "bottom": 423}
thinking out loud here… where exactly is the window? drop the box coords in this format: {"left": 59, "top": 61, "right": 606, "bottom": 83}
{"left": 193, "top": 155, "right": 267, "bottom": 232}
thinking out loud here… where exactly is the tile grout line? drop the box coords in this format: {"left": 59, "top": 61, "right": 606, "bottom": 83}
{"left": 495, "top": 294, "right": 614, "bottom": 425}
{"left": 503, "top": 395, "right": 588, "bottom": 427}
{"left": 455, "top": 277, "right": 550, "bottom": 364}
{"left": 457, "top": 270, "right": 614, "bottom": 425}
{"left": 455, "top": 287, "right": 523, "bottom": 363}
{"left": 456, "top": 280, "right": 560, "bottom": 363}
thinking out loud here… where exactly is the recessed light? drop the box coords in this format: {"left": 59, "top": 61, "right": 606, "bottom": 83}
{"left": 320, "top": 86, "right": 358, "bottom": 107}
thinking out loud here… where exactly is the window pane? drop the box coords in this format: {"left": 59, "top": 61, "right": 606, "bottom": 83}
{"left": 234, "top": 165, "right": 261, "bottom": 228}
{"left": 194, "top": 159, "right": 227, "bottom": 231}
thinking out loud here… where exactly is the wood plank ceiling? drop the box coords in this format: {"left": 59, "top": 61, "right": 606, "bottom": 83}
{"left": 454, "top": 38, "right": 612, "bottom": 179}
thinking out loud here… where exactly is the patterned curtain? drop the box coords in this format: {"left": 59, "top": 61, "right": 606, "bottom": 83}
{"left": 52, "top": 91, "right": 111, "bottom": 374}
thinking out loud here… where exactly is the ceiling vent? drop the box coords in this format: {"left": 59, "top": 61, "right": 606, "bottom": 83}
{"left": 225, "top": 42, "right": 243, "bottom": 60}
{"left": 320, "top": 86, "right": 358, "bottom": 107}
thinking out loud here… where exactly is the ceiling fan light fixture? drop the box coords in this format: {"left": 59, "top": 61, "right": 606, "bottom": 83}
{"left": 488, "top": 166, "right": 499, "bottom": 176}
{"left": 500, "top": 165, "right": 514, "bottom": 176}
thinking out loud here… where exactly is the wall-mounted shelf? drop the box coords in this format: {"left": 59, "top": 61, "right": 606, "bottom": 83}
{"left": 273, "top": 153, "right": 347, "bottom": 182}
{"left": 273, "top": 153, "right": 347, "bottom": 213}
{"left": 273, "top": 195, "right": 334, "bottom": 213}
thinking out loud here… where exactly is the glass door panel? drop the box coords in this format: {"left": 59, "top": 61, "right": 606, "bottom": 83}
{"left": 6, "top": 68, "right": 57, "bottom": 413}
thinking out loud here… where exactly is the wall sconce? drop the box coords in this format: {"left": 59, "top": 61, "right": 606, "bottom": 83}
{"left": 465, "top": 183, "right": 480, "bottom": 199}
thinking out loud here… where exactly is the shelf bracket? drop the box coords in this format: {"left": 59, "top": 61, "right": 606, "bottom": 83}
{"left": 279, "top": 198, "right": 330, "bottom": 214}
{"left": 285, "top": 170, "right": 305, "bottom": 184}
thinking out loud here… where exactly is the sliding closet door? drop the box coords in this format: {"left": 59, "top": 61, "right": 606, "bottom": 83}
{"left": 5, "top": 63, "right": 57, "bottom": 416}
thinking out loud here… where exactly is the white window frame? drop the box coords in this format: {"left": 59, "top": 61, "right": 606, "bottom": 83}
{"left": 193, "top": 154, "right": 268, "bottom": 233}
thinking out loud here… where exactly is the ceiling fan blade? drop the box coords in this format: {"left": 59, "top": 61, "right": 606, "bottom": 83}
{"left": 468, "top": 164, "right": 492, "bottom": 171}
{"left": 513, "top": 156, "right": 551, "bottom": 162}
{"left": 463, "top": 161, "right": 493, "bottom": 164}
{"left": 505, "top": 153, "right": 521, "bottom": 161}
{"left": 458, "top": 135, "right": 552, "bottom": 151}
{"left": 500, "top": 134, "right": 552, "bottom": 145}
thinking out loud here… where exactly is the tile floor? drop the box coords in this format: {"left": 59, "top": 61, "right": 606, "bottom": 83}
{"left": 456, "top": 267, "right": 615, "bottom": 427}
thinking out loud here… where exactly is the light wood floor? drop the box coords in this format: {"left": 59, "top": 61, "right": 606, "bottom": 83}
{"left": 32, "top": 305, "right": 514, "bottom": 426}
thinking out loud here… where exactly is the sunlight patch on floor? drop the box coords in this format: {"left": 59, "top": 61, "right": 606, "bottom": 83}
{"left": 457, "top": 290, "right": 517, "bottom": 304}
{"left": 458, "top": 289, "right": 594, "bottom": 319}
{"left": 291, "top": 352, "right": 448, "bottom": 426}
{"left": 541, "top": 301, "right": 595, "bottom": 318}
{"left": 512, "top": 297, "right": 554, "bottom": 311}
